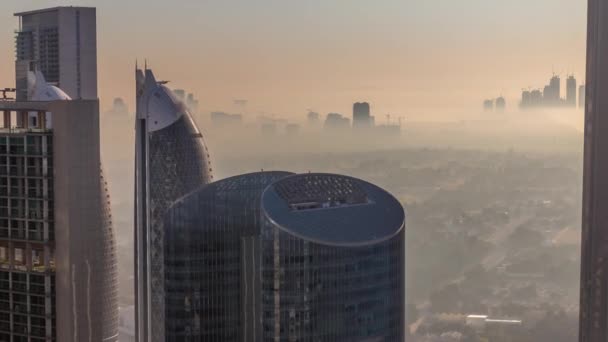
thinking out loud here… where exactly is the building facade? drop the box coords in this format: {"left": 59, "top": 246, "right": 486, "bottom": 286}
{"left": 14, "top": 7, "right": 97, "bottom": 100}
{"left": 0, "top": 99, "right": 118, "bottom": 342}
{"left": 134, "top": 68, "right": 213, "bottom": 342}
{"left": 580, "top": 0, "right": 608, "bottom": 340}
{"left": 163, "top": 172, "right": 406, "bottom": 341}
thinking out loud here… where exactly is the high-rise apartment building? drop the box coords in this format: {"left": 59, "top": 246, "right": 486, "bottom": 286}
{"left": 324, "top": 113, "right": 350, "bottom": 130}
{"left": 134, "top": 68, "right": 213, "bottom": 342}
{"left": 14, "top": 7, "right": 97, "bottom": 100}
{"left": 164, "top": 172, "right": 406, "bottom": 341}
{"left": 567, "top": 75, "right": 577, "bottom": 107}
{"left": 495, "top": 96, "right": 506, "bottom": 112}
{"left": 1, "top": 6, "right": 117, "bottom": 341}
{"left": 353, "top": 102, "right": 372, "bottom": 128}
{"left": 0, "top": 90, "right": 118, "bottom": 341}
{"left": 580, "top": 0, "right": 608, "bottom": 340}
{"left": 549, "top": 75, "right": 561, "bottom": 104}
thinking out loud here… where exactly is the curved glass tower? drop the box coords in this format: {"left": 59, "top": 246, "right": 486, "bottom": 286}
{"left": 163, "top": 172, "right": 405, "bottom": 341}
{"left": 164, "top": 171, "right": 292, "bottom": 341}
{"left": 260, "top": 173, "right": 405, "bottom": 341}
{"left": 134, "top": 68, "right": 213, "bottom": 342}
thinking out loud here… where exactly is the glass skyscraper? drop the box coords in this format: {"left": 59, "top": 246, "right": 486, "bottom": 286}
{"left": 134, "top": 67, "right": 214, "bottom": 342}
{"left": 580, "top": 0, "right": 608, "bottom": 340}
{"left": 164, "top": 172, "right": 405, "bottom": 341}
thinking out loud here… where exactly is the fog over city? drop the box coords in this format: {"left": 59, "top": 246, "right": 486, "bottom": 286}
{"left": 0, "top": 0, "right": 592, "bottom": 341}
{"left": 100, "top": 96, "right": 584, "bottom": 340}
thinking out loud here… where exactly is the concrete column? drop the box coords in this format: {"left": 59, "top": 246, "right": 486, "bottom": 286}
{"left": 20, "top": 111, "right": 28, "bottom": 129}
{"left": 40, "top": 112, "right": 46, "bottom": 130}
{"left": 2, "top": 111, "right": 10, "bottom": 129}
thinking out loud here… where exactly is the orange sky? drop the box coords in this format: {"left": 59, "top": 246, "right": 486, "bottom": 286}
{"left": 0, "top": 0, "right": 587, "bottom": 122}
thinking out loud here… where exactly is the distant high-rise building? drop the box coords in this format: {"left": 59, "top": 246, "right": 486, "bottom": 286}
{"left": 521, "top": 90, "right": 531, "bottom": 108}
{"left": 0, "top": 78, "right": 118, "bottom": 342}
{"left": 164, "top": 172, "right": 406, "bottom": 341}
{"left": 580, "top": 0, "right": 608, "bottom": 340}
{"left": 110, "top": 97, "right": 129, "bottom": 116}
{"left": 324, "top": 112, "right": 350, "bottom": 130}
{"left": 567, "top": 75, "right": 577, "bottom": 107}
{"left": 172, "top": 90, "right": 199, "bottom": 114}
{"left": 538, "top": 75, "right": 562, "bottom": 107}
{"left": 134, "top": 68, "right": 213, "bottom": 342}
{"left": 14, "top": 7, "right": 98, "bottom": 100}
{"left": 530, "top": 89, "right": 543, "bottom": 106}
{"left": 307, "top": 111, "right": 320, "bottom": 126}
{"left": 580, "top": 84, "right": 586, "bottom": 109}
{"left": 495, "top": 96, "right": 506, "bottom": 111}
{"left": 547, "top": 75, "right": 561, "bottom": 105}
{"left": 172, "top": 89, "right": 186, "bottom": 102}
{"left": 353, "top": 102, "right": 372, "bottom": 128}
{"left": 186, "top": 93, "right": 199, "bottom": 113}
{"left": 211, "top": 111, "right": 243, "bottom": 127}
{"left": 483, "top": 99, "right": 494, "bottom": 111}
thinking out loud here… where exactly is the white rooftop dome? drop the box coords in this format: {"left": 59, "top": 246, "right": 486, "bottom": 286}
{"left": 29, "top": 70, "right": 71, "bottom": 101}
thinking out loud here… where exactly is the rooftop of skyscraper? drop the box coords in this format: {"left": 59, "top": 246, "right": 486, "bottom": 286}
{"left": 261, "top": 173, "right": 405, "bottom": 247}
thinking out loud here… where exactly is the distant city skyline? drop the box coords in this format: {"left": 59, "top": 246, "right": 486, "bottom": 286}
{"left": 0, "top": 0, "right": 587, "bottom": 120}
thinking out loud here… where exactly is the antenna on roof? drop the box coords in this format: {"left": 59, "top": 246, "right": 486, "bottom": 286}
{"left": 144, "top": 59, "right": 148, "bottom": 70}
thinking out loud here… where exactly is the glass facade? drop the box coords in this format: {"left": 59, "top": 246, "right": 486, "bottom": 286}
{"left": 580, "top": 0, "right": 608, "bottom": 339}
{"left": 164, "top": 172, "right": 292, "bottom": 341}
{"left": 163, "top": 172, "right": 405, "bottom": 341}
{"left": 148, "top": 114, "right": 214, "bottom": 339}
{"left": 99, "top": 167, "right": 119, "bottom": 341}
{"left": 135, "top": 68, "right": 214, "bottom": 342}
{"left": 0, "top": 132, "right": 56, "bottom": 342}
{"left": 259, "top": 228, "right": 405, "bottom": 341}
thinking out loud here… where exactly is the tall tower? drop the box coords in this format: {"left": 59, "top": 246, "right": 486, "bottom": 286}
{"left": 580, "top": 0, "right": 608, "bottom": 340}
{"left": 14, "top": 7, "right": 97, "bottom": 100}
{"left": 580, "top": 84, "right": 586, "bottom": 109}
{"left": 134, "top": 68, "right": 213, "bottom": 342}
{"left": 567, "top": 75, "right": 577, "bottom": 107}
{"left": 353, "top": 102, "right": 371, "bottom": 128}
{"left": 543, "top": 75, "right": 561, "bottom": 106}
{"left": 550, "top": 75, "right": 561, "bottom": 104}
{"left": 495, "top": 97, "right": 506, "bottom": 112}
{"left": 163, "top": 172, "right": 406, "bottom": 341}
{"left": 0, "top": 79, "right": 118, "bottom": 342}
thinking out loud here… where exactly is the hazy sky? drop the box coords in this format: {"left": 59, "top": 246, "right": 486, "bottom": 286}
{"left": 0, "top": 0, "right": 587, "bottom": 121}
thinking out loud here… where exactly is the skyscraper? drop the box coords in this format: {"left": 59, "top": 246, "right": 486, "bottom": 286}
{"left": 163, "top": 172, "right": 406, "bottom": 341}
{"left": 542, "top": 75, "right": 561, "bottom": 106}
{"left": 134, "top": 68, "right": 213, "bottom": 342}
{"left": 324, "top": 113, "right": 350, "bottom": 130}
{"left": 14, "top": 7, "right": 98, "bottom": 100}
{"left": 549, "top": 74, "right": 561, "bottom": 104}
{"left": 307, "top": 111, "right": 320, "bottom": 126}
{"left": 567, "top": 75, "right": 577, "bottom": 107}
{"left": 0, "top": 78, "right": 117, "bottom": 342}
{"left": 580, "top": 0, "right": 608, "bottom": 340}
{"left": 483, "top": 99, "right": 494, "bottom": 111}
{"left": 353, "top": 102, "right": 372, "bottom": 128}
{"left": 495, "top": 97, "right": 506, "bottom": 112}
{"left": 580, "top": 84, "right": 586, "bottom": 109}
